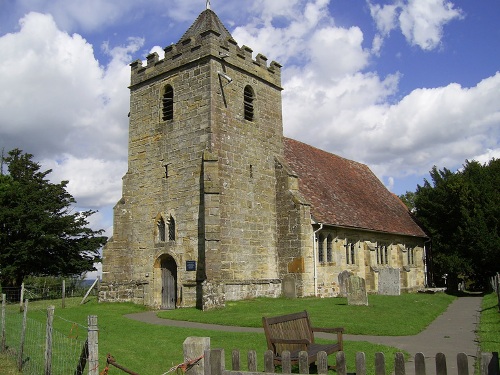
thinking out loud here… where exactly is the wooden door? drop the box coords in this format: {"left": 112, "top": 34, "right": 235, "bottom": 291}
{"left": 161, "top": 257, "right": 177, "bottom": 309}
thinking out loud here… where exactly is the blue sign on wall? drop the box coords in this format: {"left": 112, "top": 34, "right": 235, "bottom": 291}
{"left": 186, "top": 260, "right": 196, "bottom": 271}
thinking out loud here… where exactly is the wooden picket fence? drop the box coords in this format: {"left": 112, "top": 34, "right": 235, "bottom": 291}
{"left": 196, "top": 348, "right": 500, "bottom": 375}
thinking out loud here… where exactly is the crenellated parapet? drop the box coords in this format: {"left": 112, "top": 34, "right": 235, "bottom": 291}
{"left": 130, "top": 28, "right": 282, "bottom": 88}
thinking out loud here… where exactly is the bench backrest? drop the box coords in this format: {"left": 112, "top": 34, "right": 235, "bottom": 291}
{"left": 262, "top": 311, "right": 314, "bottom": 355}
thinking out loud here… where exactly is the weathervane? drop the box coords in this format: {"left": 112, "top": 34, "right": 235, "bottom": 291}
{"left": 206, "top": 0, "right": 211, "bottom": 10}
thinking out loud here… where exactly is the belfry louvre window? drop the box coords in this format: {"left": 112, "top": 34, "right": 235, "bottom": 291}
{"left": 162, "top": 85, "right": 174, "bottom": 121}
{"left": 244, "top": 85, "right": 255, "bottom": 121}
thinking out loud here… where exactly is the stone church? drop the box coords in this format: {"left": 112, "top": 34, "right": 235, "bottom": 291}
{"left": 100, "top": 6, "right": 428, "bottom": 310}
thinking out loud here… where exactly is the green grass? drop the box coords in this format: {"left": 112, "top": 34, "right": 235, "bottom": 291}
{"left": 478, "top": 292, "right": 500, "bottom": 353}
{"left": 158, "top": 293, "right": 456, "bottom": 336}
{"left": 0, "top": 293, "right": 457, "bottom": 374}
{"left": 0, "top": 353, "right": 22, "bottom": 375}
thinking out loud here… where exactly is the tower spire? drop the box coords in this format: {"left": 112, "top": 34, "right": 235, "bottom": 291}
{"left": 206, "top": 0, "right": 211, "bottom": 10}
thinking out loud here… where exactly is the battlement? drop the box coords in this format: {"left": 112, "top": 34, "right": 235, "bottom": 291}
{"left": 130, "top": 29, "right": 282, "bottom": 88}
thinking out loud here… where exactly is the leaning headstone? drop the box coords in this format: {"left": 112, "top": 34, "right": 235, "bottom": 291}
{"left": 347, "top": 275, "right": 368, "bottom": 306}
{"left": 339, "top": 270, "right": 353, "bottom": 297}
{"left": 338, "top": 270, "right": 353, "bottom": 297}
{"left": 378, "top": 268, "right": 401, "bottom": 295}
{"left": 282, "top": 276, "right": 297, "bottom": 298}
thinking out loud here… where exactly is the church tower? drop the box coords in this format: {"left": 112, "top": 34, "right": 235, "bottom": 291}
{"left": 101, "top": 6, "right": 284, "bottom": 309}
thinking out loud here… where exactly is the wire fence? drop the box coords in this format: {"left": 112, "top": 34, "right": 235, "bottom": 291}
{"left": 1, "top": 281, "right": 98, "bottom": 305}
{"left": 1, "top": 296, "right": 97, "bottom": 375}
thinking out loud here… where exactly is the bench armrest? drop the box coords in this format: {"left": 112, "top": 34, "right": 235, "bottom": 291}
{"left": 312, "top": 327, "right": 345, "bottom": 334}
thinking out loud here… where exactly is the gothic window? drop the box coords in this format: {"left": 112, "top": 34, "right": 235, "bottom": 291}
{"left": 244, "top": 85, "right": 255, "bottom": 121}
{"left": 318, "top": 234, "right": 325, "bottom": 263}
{"left": 377, "top": 244, "right": 389, "bottom": 265}
{"left": 346, "top": 241, "right": 356, "bottom": 265}
{"left": 326, "top": 235, "right": 333, "bottom": 262}
{"left": 407, "top": 247, "right": 415, "bottom": 265}
{"left": 157, "top": 217, "right": 166, "bottom": 242}
{"left": 162, "top": 85, "right": 174, "bottom": 121}
{"left": 168, "top": 215, "right": 176, "bottom": 241}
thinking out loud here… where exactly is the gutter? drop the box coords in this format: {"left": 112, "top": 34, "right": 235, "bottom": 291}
{"left": 313, "top": 223, "right": 323, "bottom": 297}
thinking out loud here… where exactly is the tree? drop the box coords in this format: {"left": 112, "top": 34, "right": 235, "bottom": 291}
{"left": 0, "top": 149, "right": 107, "bottom": 287}
{"left": 413, "top": 159, "right": 500, "bottom": 289}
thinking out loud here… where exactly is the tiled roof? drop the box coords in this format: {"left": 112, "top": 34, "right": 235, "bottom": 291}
{"left": 284, "top": 138, "right": 427, "bottom": 238}
{"left": 179, "top": 9, "right": 232, "bottom": 42}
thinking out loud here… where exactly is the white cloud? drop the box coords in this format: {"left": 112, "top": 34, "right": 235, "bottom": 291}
{"left": 0, "top": 12, "right": 138, "bottom": 231}
{"left": 368, "top": 0, "right": 464, "bottom": 51}
{"left": 368, "top": 1, "right": 400, "bottom": 36}
{"left": 399, "top": 0, "right": 464, "bottom": 50}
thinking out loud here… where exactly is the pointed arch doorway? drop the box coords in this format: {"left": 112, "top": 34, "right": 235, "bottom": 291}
{"left": 160, "top": 255, "right": 177, "bottom": 310}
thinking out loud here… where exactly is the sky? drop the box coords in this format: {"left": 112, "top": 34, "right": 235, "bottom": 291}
{"left": 0, "top": 0, "right": 499, "bottom": 278}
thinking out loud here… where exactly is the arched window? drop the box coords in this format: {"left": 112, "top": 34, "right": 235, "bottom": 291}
{"left": 244, "top": 85, "right": 255, "bottom": 121}
{"left": 327, "top": 235, "right": 333, "bottom": 262}
{"left": 318, "top": 234, "right": 325, "bottom": 263}
{"left": 162, "top": 85, "right": 174, "bottom": 121}
{"left": 157, "top": 217, "right": 166, "bottom": 242}
{"left": 168, "top": 215, "right": 176, "bottom": 241}
{"left": 346, "top": 241, "right": 356, "bottom": 265}
{"left": 408, "top": 246, "right": 415, "bottom": 265}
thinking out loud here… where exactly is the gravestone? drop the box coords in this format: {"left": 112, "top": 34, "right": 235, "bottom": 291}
{"left": 338, "top": 270, "right": 353, "bottom": 297}
{"left": 378, "top": 268, "right": 401, "bottom": 295}
{"left": 347, "top": 275, "right": 368, "bottom": 306}
{"left": 282, "top": 276, "right": 297, "bottom": 298}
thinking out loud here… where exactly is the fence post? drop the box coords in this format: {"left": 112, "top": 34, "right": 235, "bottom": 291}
{"left": 231, "top": 349, "right": 240, "bottom": 371}
{"left": 87, "top": 315, "right": 98, "bottom": 375}
{"left": 457, "top": 352, "right": 469, "bottom": 375}
{"left": 247, "top": 350, "right": 257, "bottom": 371}
{"left": 298, "top": 351, "right": 309, "bottom": 374}
{"left": 19, "top": 283, "right": 24, "bottom": 312}
{"left": 62, "top": 280, "right": 66, "bottom": 309}
{"left": 436, "top": 353, "right": 448, "bottom": 375}
{"left": 45, "top": 305, "right": 55, "bottom": 375}
{"left": 281, "top": 351, "right": 292, "bottom": 374}
{"left": 496, "top": 274, "right": 500, "bottom": 312}
{"left": 336, "top": 351, "right": 347, "bottom": 375}
{"left": 264, "top": 350, "right": 275, "bottom": 373}
{"left": 208, "top": 349, "right": 224, "bottom": 375}
{"left": 394, "top": 352, "right": 405, "bottom": 375}
{"left": 317, "top": 351, "right": 328, "bottom": 375}
{"left": 414, "top": 352, "right": 426, "bottom": 375}
{"left": 356, "top": 352, "right": 366, "bottom": 375}
{"left": 17, "top": 299, "right": 28, "bottom": 371}
{"left": 183, "top": 337, "right": 210, "bottom": 375}
{"left": 375, "top": 352, "right": 386, "bottom": 375}
{"left": 1, "top": 294, "right": 6, "bottom": 352}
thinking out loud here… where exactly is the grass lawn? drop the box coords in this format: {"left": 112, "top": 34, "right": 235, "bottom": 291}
{"left": 158, "top": 293, "right": 456, "bottom": 336}
{"left": 1, "top": 293, "right": 457, "bottom": 374}
{"left": 478, "top": 292, "right": 500, "bottom": 353}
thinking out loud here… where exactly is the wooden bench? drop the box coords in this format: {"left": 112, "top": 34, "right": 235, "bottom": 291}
{"left": 262, "top": 310, "right": 344, "bottom": 367}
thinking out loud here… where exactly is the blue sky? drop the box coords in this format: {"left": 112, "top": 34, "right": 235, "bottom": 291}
{"left": 1, "top": 0, "right": 499, "bottom": 252}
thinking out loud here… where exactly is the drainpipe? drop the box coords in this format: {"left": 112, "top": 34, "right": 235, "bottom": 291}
{"left": 313, "top": 223, "right": 323, "bottom": 297}
{"left": 424, "top": 238, "right": 432, "bottom": 288}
